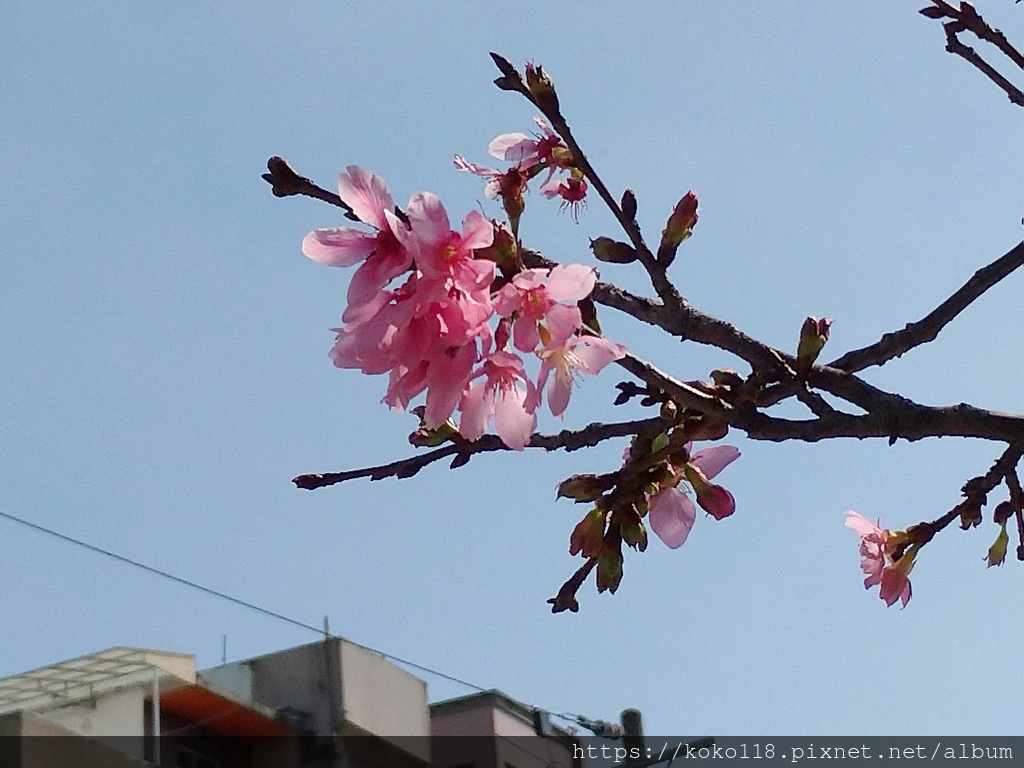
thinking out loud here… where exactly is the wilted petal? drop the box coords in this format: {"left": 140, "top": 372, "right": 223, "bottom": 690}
{"left": 648, "top": 487, "right": 697, "bottom": 549}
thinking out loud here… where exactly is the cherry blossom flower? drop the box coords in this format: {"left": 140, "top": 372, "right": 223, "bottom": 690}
{"left": 459, "top": 351, "right": 537, "bottom": 450}
{"left": 648, "top": 445, "right": 740, "bottom": 549}
{"left": 535, "top": 333, "right": 626, "bottom": 418}
{"left": 845, "top": 511, "right": 914, "bottom": 608}
{"left": 540, "top": 174, "right": 588, "bottom": 221}
{"left": 301, "top": 167, "right": 412, "bottom": 319}
{"left": 452, "top": 155, "right": 529, "bottom": 221}
{"left": 494, "top": 264, "right": 597, "bottom": 352}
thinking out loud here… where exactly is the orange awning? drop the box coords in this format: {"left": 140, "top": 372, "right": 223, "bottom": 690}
{"left": 158, "top": 685, "right": 298, "bottom": 737}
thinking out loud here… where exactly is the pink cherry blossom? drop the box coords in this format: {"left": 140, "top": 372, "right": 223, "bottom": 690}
{"left": 494, "top": 264, "right": 596, "bottom": 352}
{"left": 459, "top": 351, "right": 538, "bottom": 450}
{"left": 453, "top": 155, "right": 529, "bottom": 212}
{"left": 536, "top": 334, "right": 626, "bottom": 419}
{"left": 845, "top": 511, "right": 913, "bottom": 608}
{"left": 540, "top": 174, "right": 588, "bottom": 221}
{"left": 302, "top": 166, "right": 406, "bottom": 267}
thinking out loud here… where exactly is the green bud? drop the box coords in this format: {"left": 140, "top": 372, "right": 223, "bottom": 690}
{"left": 590, "top": 236, "right": 638, "bottom": 264}
{"left": 557, "top": 474, "right": 611, "bottom": 502}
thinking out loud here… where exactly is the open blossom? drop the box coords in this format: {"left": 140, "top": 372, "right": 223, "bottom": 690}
{"left": 301, "top": 167, "right": 412, "bottom": 321}
{"left": 845, "top": 511, "right": 914, "bottom": 608}
{"left": 648, "top": 445, "right": 740, "bottom": 549}
{"left": 459, "top": 350, "right": 537, "bottom": 450}
{"left": 494, "top": 264, "right": 596, "bottom": 352}
{"left": 536, "top": 333, "right": 626, "bottom": 419}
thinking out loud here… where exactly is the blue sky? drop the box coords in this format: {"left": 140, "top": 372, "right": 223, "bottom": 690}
{"left": 3, "top": 1, "right": 1024, "bottom": 736}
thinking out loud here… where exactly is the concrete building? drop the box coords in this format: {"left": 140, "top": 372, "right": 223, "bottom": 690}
{"left": 431, "top": 690, "right": 581, "bottom": 768}
{"left": 0, "top": 642, "right": 579, "bottom": 768}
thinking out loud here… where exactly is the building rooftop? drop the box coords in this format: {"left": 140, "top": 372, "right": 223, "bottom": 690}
{"left": 0, "top": 646, "right": 195, "bottom": 716}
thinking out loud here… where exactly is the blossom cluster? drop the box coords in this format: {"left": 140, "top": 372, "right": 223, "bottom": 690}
{"left": 454, "top": 116, "right": 588, "bottom": 223}
{"left": 301, "top": 166, "right": 623, "bottom": 451}
{"left": 845, "top": 511, "right": 915, "bottom": 607}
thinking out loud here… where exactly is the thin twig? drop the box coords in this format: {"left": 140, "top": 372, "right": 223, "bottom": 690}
{"left": 829, "top": 241, "right": 1024, "bottom": 372}
{"left": 293, "top": 417, "right": 662, "bottom": 490}
{"left": 262, "top": 157, "right": 359, "bottom": 220}
{"left": 920, "top": 1, "right": 1024, "bottom": 106}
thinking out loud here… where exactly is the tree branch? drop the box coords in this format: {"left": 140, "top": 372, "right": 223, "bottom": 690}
{"left": 292, "top": 417, "right": 662, "bottom": 490}
{"left": 921, "top": 1, "right": 1024, "bottom": 107}
{"left": 262, "top": 157, "right": 359, "bottom": 220}
{"left": 829, "top": 241, "right": 1024, "bottom": 372}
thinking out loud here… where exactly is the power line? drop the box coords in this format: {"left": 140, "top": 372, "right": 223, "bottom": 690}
{"left": 0, "top": 510, "right": 487, "bottom": 693}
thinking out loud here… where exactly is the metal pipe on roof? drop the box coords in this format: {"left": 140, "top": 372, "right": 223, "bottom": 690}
{"left": 152, "top": 667, "right": 161, "bottom": 768}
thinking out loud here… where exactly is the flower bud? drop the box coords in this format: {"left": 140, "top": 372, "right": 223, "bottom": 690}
{"left": 525, "top": 62, "right": 560, "bottom": 114}
{"left": 684, "top": 462, "right": 736, "bottom": 520}
{"left": 590, "top": 236, "right": 638, "bottom": 264}
{"left": 656, "top": 191, "right": 698, "bottom": 266}
{"left": 621, "top": 188, "right": 638, "bottom": 221}
{"left": 796, "top": 316, "right": 833, "bottom": 376}
{"left": 993, "top": 500, "right": 1015, "bottom": 525}
{"left": 474, "top": 221, "right": 517, "bottom": 269}
{"left": 558, "top": 474, "right": 611, "bottom": 503}
{"left": 408, "top": 418, "right": 457, "bottom": 447}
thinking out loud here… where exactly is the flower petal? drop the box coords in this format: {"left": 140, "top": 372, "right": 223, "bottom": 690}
{"left": 690, "top": 446, "right": 740, "bottom": 480}
{"left": 302, "top": 228, "right": 377, "bottom": 266}
{"left": 573, "top": 336, "right": 626, "bottom": 374}
{"left": 338, "top": 166, "right": 393, "bottom": 231}
{"left": 649, "top": 487, "right": 697, "bottom": 549}
{"left": 494, "top": 385, "right": 536, "bottom": 451}
{"left": 488, "top": 132, "right": 533, "bottom": 161}
{"left": 845, "top": 511, "right": 883, "bottom": 539}
{"left": 461, "top": 209, "right": 494, "bottom": 251}
{"left": 406, "top": 192, "right": 451, "bottom": 250}
{"left": 546, "top": 264, "right": 597, "bottom": 302}
{"left": 458, "top": 381, "right": 492, "bottom": 443}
